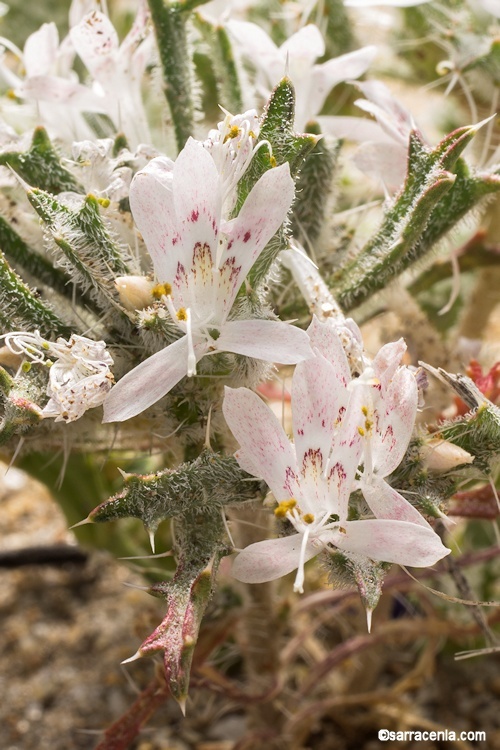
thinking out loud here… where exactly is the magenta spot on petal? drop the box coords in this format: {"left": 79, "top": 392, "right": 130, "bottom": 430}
{"left": 297, "top": 428, "right": 304, "bottom": 436}
{"left": 329, "top": 462, "right": 347, "bottom": 484}
{"left": 191, "top": 209, "right": 199, "bottom": 222}
{"left": 227, "top": 239, "right": 233, "bottom": 251}
{"left": 172, "top": 235, "right": 179, "bottom": 246}
{"left": 284, "top": 466, "right": 298, "bottom": 494}
{"left": 243, "top": 231, "right": 251, "bottom": 243}
{"left": 302, "top": 448, "right": 323, "bottom": 478}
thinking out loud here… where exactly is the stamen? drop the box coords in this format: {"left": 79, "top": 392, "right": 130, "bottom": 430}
{"left": 293, "top": 526, "right": 312, "bottom": 594}
{"left": 274, "top": 498, "right": 297, "bottom": 518}
{"left": 152, "top": 282, "right": 172, "bottom": 299}
{"left": 185, "top": 308, "right": 197, "bottom": 377}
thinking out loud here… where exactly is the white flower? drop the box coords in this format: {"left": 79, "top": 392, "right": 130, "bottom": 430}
{"left": 0, "top": 22, "right": 99, "bottom": 141}
{"left": 70, "top": 6, "right": 153, "bottom": 147}
{"left": 319, "top": 80, "right": 415, "bottom": 192}
{"left": 223, "top": 318, "right": 449, "bottom": 594}
{"left": 226, "top": 21, "right": 377, "bottom": 131}
{"left": 103, "top": 137, "right": 313, "bottom": 423}
{"left": 1, "top": 331, "right": 114, "bottom": 422}
{"left": 0, "top": 5, "right": 153, "bottom": 147}
{"left": 203, "top": 108, "right": 265, "bottom": 211}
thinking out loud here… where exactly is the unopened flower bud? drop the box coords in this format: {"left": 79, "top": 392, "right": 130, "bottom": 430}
{"left": 0, "top": 345, "right": 22, "bottom": 369}
{"left": 421, "top": 438, "right": 474, "bottom": 472}
{"left": 115, "top": 275, "right": 154, "bottom": 311}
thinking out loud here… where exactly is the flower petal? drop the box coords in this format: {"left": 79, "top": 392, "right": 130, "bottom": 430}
{"left": 70, "top": 11, "right": 119, "bottom": 86}
{"left": 317, "top": 115, "right": 394, "bottom": 143}
{"left": 309, "top": 46, "right": 377, "bottom": 119}
{"left": 231, "top": 534, "right": 317, "bottom": 584}
{"left": 307, "top": 317, "right": 351, "bottom": 385}
{"left": 24, "top": 23, "right": 59, "bottom": 78}
{"left": 280, "top": 24, "right": 324, "bottom": 73}
{"left": 20, "top": 75, "right": 105, "bottom": 109}
{"left": 223, "top": 386, "right": 300, "bottom": 500}
{"left": 216, "top": 319, "right": 313, "bottom": 364}
{"left": 354, "top": 80, "right": 414, "bottom": 145}
{"left": 373, "top": 338, "right": 406, "bottom": 387}
{"left": 103, "top": 336, "right": 203, "bottom": 422}
{"left": 218, "top": 162, "right": 294, "bottom": 314}
{"left": 129, "top": 157, "right": 180, "bottom": 283}
{"left": 172, "top": 138, "right": 222, "bottom": 280}
{"left": 372, "top": 366, "right": 418, "bottom": 475}
{"left": 324, "top": 519, "right": 450, "bottom": 567}
{"left": 361, "top": 476, "right": 430, "bottom": 528}
{"left": 292, "top": 353, "right": 349, "bottom": 512}
{"left": 352, "top": 142, "right": 407, "bottom": 192}
{"left": 226, "top": 20, "right": 282, "bottom": 84}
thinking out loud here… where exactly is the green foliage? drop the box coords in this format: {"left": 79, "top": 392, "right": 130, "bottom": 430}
{"left": 291, "top": 128, "right": 341, "bottom": 247}
{"left": 0, "top": 127, "right": 82, "bottom": 194}
{"left": 0, "top": 366, "right": 45, "bottom": 445}
{"left": 0, "top": 249, "right": 72, "bottom": 337}
{"left": 331, "top": 124, "right": 500, "bottom": 311}
{"left": 148, "top": 0, "right": 211, "bottom": 152}
{"left": 25, "top": 187, "right": 132, "bottom": 321}
{"left": 235, "top": 78, "right": 318, "bottom": 287}
{"left": 86, "top": 450, "right": 263, "bottom": 541}
{"left": 437, "top": 378, "right": 500, "bottom": 474}
{"left": 194, "top": 14, "right": 243, "bottom": 113}
{"left": 134, "top": 510, "right": 226, "bottom": 705}
{"left": 0, "top": 215, "right": 73, "bottom": 298}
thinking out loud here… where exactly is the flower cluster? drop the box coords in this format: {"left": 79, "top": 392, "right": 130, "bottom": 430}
{"left": 223, "top": 318, "right": 450, "bottom": 595}
{"left": 102, "top": 136, "right": 313, "bottom": 422}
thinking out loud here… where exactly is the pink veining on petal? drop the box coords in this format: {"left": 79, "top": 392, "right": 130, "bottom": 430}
{"left": 223, "top": 386, "right": 301, "bottom": 502}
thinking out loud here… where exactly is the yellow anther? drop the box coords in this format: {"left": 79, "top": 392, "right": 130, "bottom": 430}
{"left": 97, "top": 197, "right": 110, "bottom": 208}
{"left": 361, "top": 406, "right": 369, "bottom": 416}
{"left": 364, "top": 419, "right": 373, "bottom": 431}
{"left": 248, "top": 130, "right": 256, "bottom": 139}
{"left": 21, "top": 361, "right": 31, "bottom": 373}
{"left": 223, "top": 125, "right": 241, "bottom": 143}
{"left": 6, "top": 89, "right": 17, "bottom": 100}
{"left": 357, "top": 426, "right": 365, "bottom": 437}
{"left": 274, "top": 498, "right": 297, "bottom": 518}
{"left": 176, "top": 307, "right": 188, "bottom": 321}
{"left": 302, "top": 513, "right": 315, "bottom": 525}
{"left": 42, "top": 342, "right": 50, "bottom": 350}
{"left": 152, "top": 282, "right": 172, "bottom": 300}
{"left": 269, "top": 155, "right": 277, "bottom": 168}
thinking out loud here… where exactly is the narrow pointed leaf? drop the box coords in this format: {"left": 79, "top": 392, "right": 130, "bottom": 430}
{"left": 331, "top": 126, "right": 500, "bottom": 311}
{"left": 0, "top": 249, "right": 71, "bottom": 337}
{"left": 0, "top": 127, "right": 82, "bottom": 194}
{"left": 87, "top": 451, "right": 263, "bottom": 536}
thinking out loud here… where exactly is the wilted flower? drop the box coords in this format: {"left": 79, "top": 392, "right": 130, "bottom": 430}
{"left": 1, "top": 331, "right": 114, "bottom": 422}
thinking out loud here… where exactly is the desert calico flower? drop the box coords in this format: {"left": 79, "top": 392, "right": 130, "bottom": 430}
{"left": 103, "top": 137, "right": 313, "bottom": 423}
{"left": 1, "top": 331, "right": 114, "bottom": 423}
{"left": 223, "top": 319, "right": 449, "bottom": 594}
{"left": 203, "top": 108, "right": 265, "bottom": 210}
{"left": 227, "top": 22, "right": 377, "bottom": 131}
